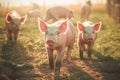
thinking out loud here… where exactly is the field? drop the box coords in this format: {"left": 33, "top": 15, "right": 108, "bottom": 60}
{"left": 0, "top": 4, "right": 120, "bottom": 80}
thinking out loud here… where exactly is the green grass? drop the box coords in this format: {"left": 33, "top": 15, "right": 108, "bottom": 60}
{"left": 0, "top": 11, "right": 120, "bottom": 62}
{"left": 0, "top": 11, "right": 120, "bottom": 80}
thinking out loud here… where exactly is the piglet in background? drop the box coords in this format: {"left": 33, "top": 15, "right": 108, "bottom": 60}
{"left": 80, "top": 0, "right": 91, "bottom": 21}
{"left": 27, "top": 9, "right": 41, "bottom": 21}
{"left": 77, "top": 21, "right": 101, "bottom": 60}
{"left": 5, "top": 10, "right": 27, "bottom": 43}
{"left": 38, "top": 18, "right": 75, "bottom": 79}
{"left": 43, "top": 6, "right": 73, "bottom": 22}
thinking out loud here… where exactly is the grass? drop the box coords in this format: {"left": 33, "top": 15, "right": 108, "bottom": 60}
{"left": 0, "top": 5, "right": 120, "bottom": 80}
{"left": 0, "top": 7, "right": 120, "bottom": 62}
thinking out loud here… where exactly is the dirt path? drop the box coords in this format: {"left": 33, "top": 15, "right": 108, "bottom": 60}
{"left": 1, "top": 43, "right": 120, "bottom": 80}
{"left": 0, "top": 29, "right": 120, "bottom": 80}
{"left": 15, "top": 59, "right": 120, "bottom": 80}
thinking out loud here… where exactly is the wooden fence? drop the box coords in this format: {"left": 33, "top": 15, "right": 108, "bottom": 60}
{"left": 107, "top": 0, "right": 120, "bottom": 23}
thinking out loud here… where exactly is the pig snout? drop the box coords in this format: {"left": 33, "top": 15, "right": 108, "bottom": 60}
{"left": 46, "top": 39, "right": 55, "bottom": 46}
{"left": 87, "top": 38, "right": 93, "bottom": 42}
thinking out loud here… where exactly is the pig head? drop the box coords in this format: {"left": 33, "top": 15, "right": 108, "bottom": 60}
{"left": 5, "top": 11, "right": 27, "bottom": 43}
{"left": 77, "top": 21, "right": 101, "bottom": 59}
{"left": 38, "top": 18, "right": 75, "bottom": 79}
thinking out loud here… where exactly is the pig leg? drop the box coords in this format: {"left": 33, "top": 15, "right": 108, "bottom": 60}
{"left": 13, "top": 29, "right": 19, "bottom": 42}
{"left": 44, "top": 15, "right": 50, "bottom": 22}
{"left": 88, "top": 49, "right": 92, "bottom": 60}
{"left": 50, "top": 13, "right": 59, "bottom": 22}
{"left": 67, "top": 44, "right": 74, "bottom": 63}
{"left": 53, "top": 16, "right": 59, "bottom": 22}
{"left": 84, "top": 11, "right": 89, "bottom": 21}
{"left": 81, "top": 10, "right": 85, "bottom": 21}
{"left": 87, "top": 44, "right": 93, "bottom": 59}
{"left": 67, "top": 38, "right": 75, "bottom": 62}
{"left": 54, "top": 48, "right": 64, "bottom": 78}
{"left": 66, "top": 47, "right": 72, "bottom": 63}
{"left": 47, "top": 48, "right": 54, "bottom": 70}
{"left": 79, "top": 44, "right": 85, "bottom": 59}
{"left": 43, "top": 12, "right": 52, "bottom": 22}
{"left": 79, "top": 50, "right": 83, "bottom": 59}
{"left": 7, "top": 30, "right": 12, "bottom": 41}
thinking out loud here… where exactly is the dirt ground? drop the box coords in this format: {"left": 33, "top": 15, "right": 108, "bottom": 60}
{"left": 0, "top": 22, "right": 120, "bottom": 80}
{"left": 0, "top": 42, "right": 120, "bottom": 80}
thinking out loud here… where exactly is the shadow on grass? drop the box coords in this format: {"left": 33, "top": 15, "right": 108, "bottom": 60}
{"left": 2, "top": 42, "right": 27, "bottom": 62}
{"left": 38, "top": 59, "right": 96, "bottom": 80}
{"left": 63, "top": 61, "right": 95, "bottom": 80}
{"left": 1, "top": 41, "right": 34, "bottom": 80}
{"left": 81, "top": 50, "right": 120, "bottom": 80}
{"left": 64, "top": 50, "right": 120, "bottom": 80}
{"left": 92, "top": 50, "right": 115, "bottom": 61}
{"left": 38, "top": 49, "right": 120, "bottom": 80}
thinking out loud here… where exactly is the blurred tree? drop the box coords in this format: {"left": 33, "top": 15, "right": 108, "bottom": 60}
{"left": 0, "top": 3, "right": 1, "bottom": 7}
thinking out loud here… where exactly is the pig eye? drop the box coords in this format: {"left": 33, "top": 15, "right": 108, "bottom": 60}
{"left": 57, "top": 32, "right": 60, "bottom": 35}
{"left": 84, "top": 31, "right": 87, "bottom": 34}
{"left": 56, "top": 31, "right": 61, "bottom": 36}
{"left": 46, "top": 31, "right": 48, "bottom": 34}
{"left": 11, "top": 21, "right": 15, "bottom": 24}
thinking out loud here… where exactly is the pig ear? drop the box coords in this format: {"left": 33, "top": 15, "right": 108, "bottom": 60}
{"left": 94, "top": 22, "right": 102, "bottom": 33}
{"left": 6, "top": 14, "right": 12, "bottom": 23}
{"left": 38, "top": 18, "right": 47, "bottom": 33}
{"left": 20, "top": 15, "right": 27, "bottom": 24}
{"left": 59, "top": 20, "right": 68, "bottom": 33}
{"left": 77, "top": 22, "right": 84, "bottom": 32}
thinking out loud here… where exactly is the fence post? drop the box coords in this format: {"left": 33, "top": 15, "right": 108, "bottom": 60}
{"left": 115, "top": 4, "right": 120, "bottom": 23}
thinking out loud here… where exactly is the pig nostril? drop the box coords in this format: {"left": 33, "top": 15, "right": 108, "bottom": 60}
{"left": 46, "top": 40, "right": 55, "bottom": 44}
{"left": 88, "top": 38, "right": 93, "bottom": 42}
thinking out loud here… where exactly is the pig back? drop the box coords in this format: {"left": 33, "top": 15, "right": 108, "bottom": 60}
{"left": 28, "top": 9, "right": 41, "bottom": 18}
{"left": 48, "top": 7, "right": 71, "bottom": 18}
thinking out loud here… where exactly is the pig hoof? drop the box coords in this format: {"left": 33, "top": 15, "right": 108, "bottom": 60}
{"left": 50, "top": 67, "right": 54, "bottom": 70}
{"left": 7, "top": 40, "right": 11, "bottom": 43}
{"left": 67, "top": 59, "right": 72, "bottom": 63}
{"left": 80, "top": 57, "right": 84, "bottom": 60}
{"left": 80, "top": 57, "right": 86, "bottom": 60}
{"left": 87, "top": 57, "right": 91, "bottom": 60}
{"left": 13, "top": 40, "right": 17, "bottom": 44}
{"left": 54, "top": 74, "right": 61, "bottom": 80}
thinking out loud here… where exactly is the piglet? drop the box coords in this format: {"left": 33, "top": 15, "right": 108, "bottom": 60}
{"left": 77, "top": 21, "right": 101, "bottom": 59}
{"left": 5, "top": 10, "right": 27, "bottom": 43}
